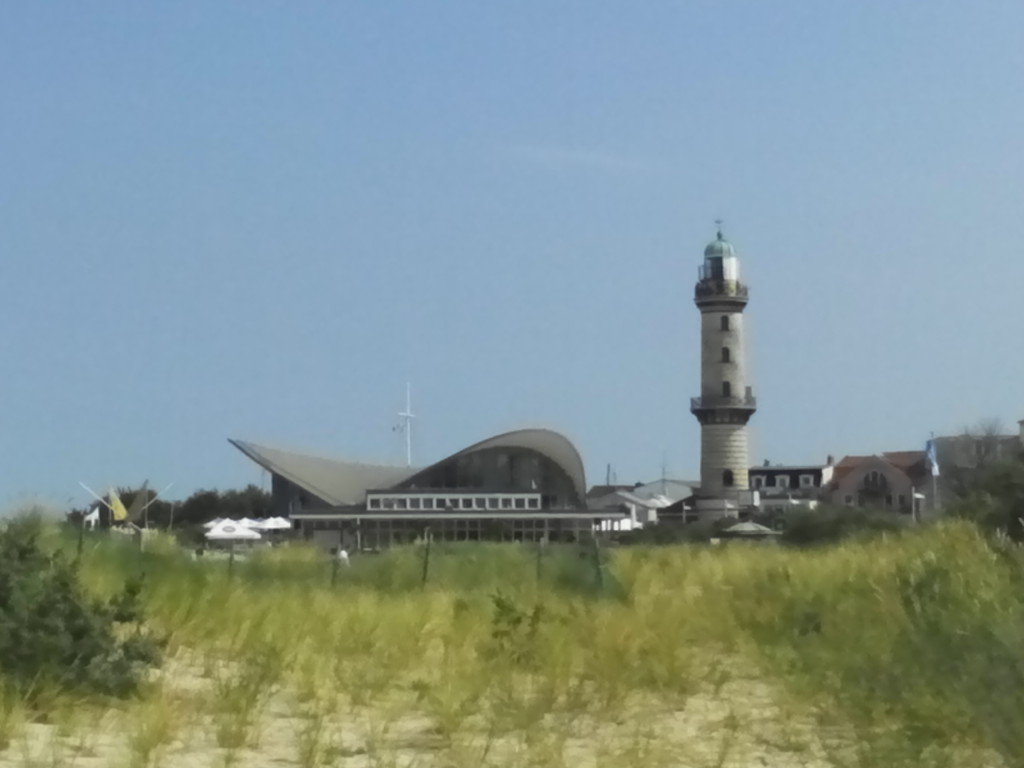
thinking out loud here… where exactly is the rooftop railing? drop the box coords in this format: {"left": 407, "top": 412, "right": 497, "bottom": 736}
{"left": 694, "top": 280, "right": 748, "bottom": 300}
{"left": 690, "top": 394, "right": 757, "bottom": 411}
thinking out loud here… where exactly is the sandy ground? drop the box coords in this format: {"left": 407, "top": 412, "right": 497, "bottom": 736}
{"left": 0, "top": 652, "right": 1003, "bottom": 768}
{"left": 0, "top": 653, "right": 845, "bottom": 768}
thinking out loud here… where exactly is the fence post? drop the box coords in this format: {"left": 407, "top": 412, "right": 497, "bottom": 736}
{"left": 590, "top": 530, "right": 604, "bottom": 591}
{"left": 331, "top": 532, "right": 343, "bottom": 586}
{"left": 421, "top": 525, "right": 432, "bottom": 587}
{"left": 76, "top": 515, "right": 85, "bottom": 561}
{"left": 536, "top": 532, "right": 546, "bottom": 584}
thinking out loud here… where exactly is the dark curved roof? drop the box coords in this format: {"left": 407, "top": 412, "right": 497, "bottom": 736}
{"left": 230, "top": 428, "right": 587, "bottom": 507}
{"left": 397, "top": 428, "right": 587, "bottom": 503}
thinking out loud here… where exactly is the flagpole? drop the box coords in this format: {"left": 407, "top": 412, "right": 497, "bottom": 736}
{"left": 927, "top": 432, "right": 940, "bottom": 515}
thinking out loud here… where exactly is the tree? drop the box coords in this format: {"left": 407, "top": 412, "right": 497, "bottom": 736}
{"left": 218, "top": 485, "right": 273, "bottom": 520}
{"left": 174, "top": 490, "right": 222, "bottom": 528}
{"left": 942, "top": 419, "right": 1018, "bottom": 501}
{"left": 947, "top": 456, "right": 1024, "bottom": 542}
{"left": 171, "top": 485, "right": 273, "bottom": 529}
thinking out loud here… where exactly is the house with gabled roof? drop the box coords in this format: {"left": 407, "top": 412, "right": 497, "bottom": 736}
{"left": 827, "top": 451, "right": 933, "bottom": 518}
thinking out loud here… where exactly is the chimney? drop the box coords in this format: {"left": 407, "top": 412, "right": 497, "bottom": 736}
{"left": 826, "top": 454, "right": 834, "bottom": 466}
{"left": 1018, "top": 420, "right": 1024, "bottom": 444}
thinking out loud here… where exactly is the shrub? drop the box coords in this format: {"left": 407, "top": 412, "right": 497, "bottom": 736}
{"left": 0, "top": 515, "right": 162, "bottom": 698}
{"left": 781, "top": 504, "right": 907, "bottom": 546}
{"left": 947, "top": 456, "right": 1024, "bottom": 541}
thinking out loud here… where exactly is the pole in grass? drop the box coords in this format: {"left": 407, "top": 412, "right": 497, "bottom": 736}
{"left": 331, "top": 531, "right": 343, "bottom": 586}
{"left": 590, "top": 526, "right": 604, "bottom": 591}
{"left": 421, "top": 525, "right": 432, "bottom": 587}
{"left": 76, "top": 511, "right": 85, "bottom": 560}
{"left": 536, "top": 525, "right": 548, "bottom": 584}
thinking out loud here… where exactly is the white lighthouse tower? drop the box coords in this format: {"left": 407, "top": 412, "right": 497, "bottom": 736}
{"left": 690, "top": 224, "right": 757, "bottom": 518}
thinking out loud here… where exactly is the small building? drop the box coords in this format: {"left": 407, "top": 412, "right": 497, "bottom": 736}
{"left": 826, "top": 451, "right": 933, "bottom": 518}
{"left": 628, "top": 479, "right": 700, "bottom": 506}
{"left": 230, "top": 429, "right": 625, "bottom": 550}
{"left": 748, "top": 461, "right": 834, "bottom": 514}
{"left": 587, "top": 486, "right": 669, "bottom": 532}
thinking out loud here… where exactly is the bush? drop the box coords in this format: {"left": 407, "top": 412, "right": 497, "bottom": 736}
{"left": 0, "top": 515, "right": 162, "bottom": 698}
{"left": 615, "top": 518, "right": 735, "bottom": 545}
{"left": 781, "top": 504, "right": 908, "bottom": 546}
{"left": 947, "top": 456, "right": 1024, "bottom": 541}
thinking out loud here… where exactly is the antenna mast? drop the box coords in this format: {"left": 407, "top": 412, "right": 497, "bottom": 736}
{"left": 397, "top": 382, "right": 415, "bottom": 467}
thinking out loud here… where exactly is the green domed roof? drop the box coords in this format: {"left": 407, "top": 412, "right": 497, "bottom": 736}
{"left": 704, "top": 230, "right": 736, "bottom": 258}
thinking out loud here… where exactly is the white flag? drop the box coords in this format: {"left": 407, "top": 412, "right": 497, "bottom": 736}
{"left": 926, "top": 439, "right": 940, "bottom": 477}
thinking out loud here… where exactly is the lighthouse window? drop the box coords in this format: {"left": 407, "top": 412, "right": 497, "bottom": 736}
{"left": 723, "top": 469, "right": 735, "bottom": 487}
{"left": 721, "top": 347, "right": 731, "bottom": 363}
{"left": 722, "top": 381, "right": 732, "bottom": 398}
{"left": 720, "top": 315, "right": 730, "bottom": 331}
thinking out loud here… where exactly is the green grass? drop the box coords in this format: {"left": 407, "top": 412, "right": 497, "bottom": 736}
{"left": 3, "top": 520, "right": 1022, "bottom": 766}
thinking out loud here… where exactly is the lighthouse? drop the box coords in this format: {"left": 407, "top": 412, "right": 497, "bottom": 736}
{"left": 690, "top": 224, "right": 757, "bottom": 517}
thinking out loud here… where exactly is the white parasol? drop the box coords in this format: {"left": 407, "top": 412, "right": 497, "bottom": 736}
{"left": 257, "top": 516, "right": 292, "bottom": 531}
{"left": 205, "top": 520, "right": 262, "bottom": 541}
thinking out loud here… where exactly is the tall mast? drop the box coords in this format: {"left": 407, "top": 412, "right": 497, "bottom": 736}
{"left": 397, "top": 382, "right": 415, "bottom": 467}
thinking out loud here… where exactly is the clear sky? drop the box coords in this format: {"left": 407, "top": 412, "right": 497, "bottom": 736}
{"left": 3, "top": 2, "right": 1023, "bottom": 509}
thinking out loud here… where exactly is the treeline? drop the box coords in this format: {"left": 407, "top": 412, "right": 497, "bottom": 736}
{"left": 946, "top": 451, "right": 1024, "bottom": 541}
{"left": 67, "top": 484, "right": 272, "bottom": 530}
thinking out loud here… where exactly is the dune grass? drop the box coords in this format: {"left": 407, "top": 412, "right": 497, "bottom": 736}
{"left": 0, "top": 521, "right": 1021, "bottom": 766}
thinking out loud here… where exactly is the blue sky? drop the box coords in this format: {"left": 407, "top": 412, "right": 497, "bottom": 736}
{"left": 3, "top": 2, "right": 1023, "bottom": 508}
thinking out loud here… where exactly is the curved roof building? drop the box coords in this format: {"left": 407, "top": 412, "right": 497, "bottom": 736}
{"left": 230, "top": 429, "right": 619, "bottom": 549}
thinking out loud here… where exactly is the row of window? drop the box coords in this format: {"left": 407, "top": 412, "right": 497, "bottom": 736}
{"left": 844, "top": 493, "right": 911, "bottom": 511}
{"left": 751, "top": 474, "right": 817, "bottom": 490}
{"left": 863, "top": 470, "right": 888, "bottom": 488}
{"left": 366, "top": 494, "right": 542, "bottom": 512}
{"left": 720, "top": 313, "right": 733, "bottom": 366}
{"left": 356, "top": 518, "right": 587, "bottom": 546}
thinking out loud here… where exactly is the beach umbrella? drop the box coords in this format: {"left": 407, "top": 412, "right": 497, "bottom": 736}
{"left": 205, "top": 521, "right": 262, "bottom": 541}
{"left": 721, "top": 521, "right": 780, "bottom": 537}
{"left": 258, "top": 516, "right": 292, "bottom": 531}
{"left": 204, "top": 520, "right": 261, "bottom": 573}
